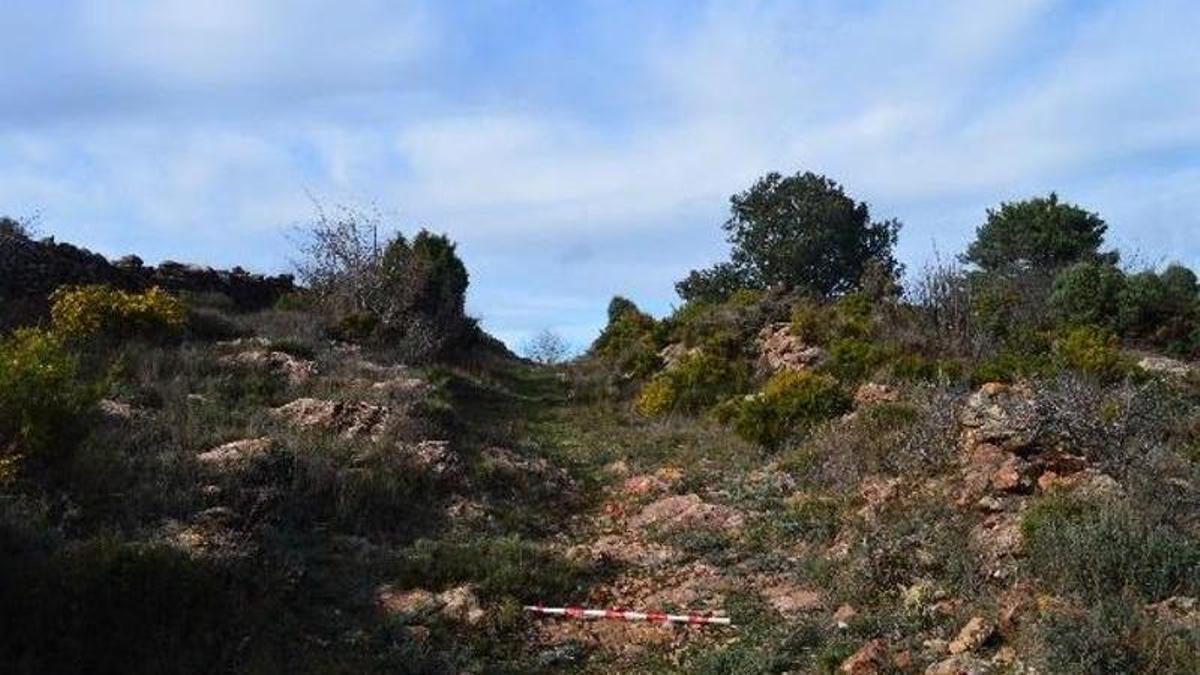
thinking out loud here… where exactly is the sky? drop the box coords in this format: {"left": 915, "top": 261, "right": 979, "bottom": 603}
{"left": 2, "top": 1, "right": 1199, "bottom": 350}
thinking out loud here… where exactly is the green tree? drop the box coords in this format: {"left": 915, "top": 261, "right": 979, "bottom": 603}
{"left": 963, "top": 193, "right": 1114, "bottom": 272}
{"left": 1050, "top": 262, "right": 1126, "bottom": 329}
{"left": 678, "top": 171, "right": 901, "bottom": 299}
{"left": 674, "top": 262, "right": 752, "bottom": 303}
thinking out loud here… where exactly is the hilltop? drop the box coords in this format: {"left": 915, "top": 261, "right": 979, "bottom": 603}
{"left": 2, "top": 173, "right": 1200, "bottom": 674}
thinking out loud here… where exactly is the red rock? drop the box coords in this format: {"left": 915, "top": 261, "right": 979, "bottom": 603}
{"left": 840, "top": 639, "right": 888, "bottom": 674}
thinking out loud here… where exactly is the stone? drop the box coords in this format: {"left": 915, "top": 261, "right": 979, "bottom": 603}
{"left": 757, "top": 323, "right": 825, "bottom": 372}
{"left": 1145, "top": 596, "right": 1200, "bottom": 628}
{"left": 959, "top": 383, "right": 1041, "bottom": 453}
{"left": 854, "top": 382, "right": 900, "bottom": 407}
{"left": 840, "top": 639, "right": 888, "bottom": 674}
{"left": 622, "top": 474, "right": 670, "bottom": 496}
{"left": 762, "top": 583, "right": 822, "bottom": 616}
{"left": 221, "top": 349, "right": 317, "bottom": 385}
{"left": 97, "top": 398, "right": 135, "bottom": 422}
{"left": 272, "top": 398, "right": 393, "bottom": 440}
{"left": 948, "top": 616, "right": 996, "bottom": 655}
{"left": 197, "top": 437, "right": 274, "bottom": 466}
{"left": 833, "top": 603, "right": 858, "bottom": 628}
{"left": 991, "top": 455, "right": 1034, "bottom": 493}
{"left": 659, "top": 343, "right": 700, "bottom": 370}
{"left": 858, "top": 476, "right": 901, "bottom": 521}
{"left": 630, "top": 494, "right": 745, "bottom": 533}
{"left": 1138, "top": 355, "right": 1194, "bottom": 379}
{"left": 438, "top": 585, "right": 485, "bottom": 625}
{"left": 1037, "top": 468, "right": 1122, "bottom": 498}
{"left": 377, "top": 586, "right": 439, "bottom": 617}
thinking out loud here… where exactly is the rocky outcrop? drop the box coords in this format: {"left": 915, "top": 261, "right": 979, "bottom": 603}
{"left": 220, "top": 349, "right": 318, "bottom": 386}
{"left": 0, "top": 229, "right": 294, "bottom": 328}
{"left": 757, "top": 322, "right": 824, "bottom": 372}
{"left": 630, "top": 494, "right": 745, "bottom": 533}
{"left": 197, "top": 437, "right": 274, "bottom": 466}
{"left": 272, "top": 398, "right": 393, "bottom": 440}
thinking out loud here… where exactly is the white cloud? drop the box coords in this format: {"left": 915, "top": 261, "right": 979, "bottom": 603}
{"left": 1, "top": 0, "right": 1198, "bottom": 345}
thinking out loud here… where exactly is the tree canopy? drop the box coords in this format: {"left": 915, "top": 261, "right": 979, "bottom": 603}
{"left": 677, "top": 171, "right": 901, "bottom": 301}
{"left": 963, "top": 193, "right": 1114, "bottom": 272}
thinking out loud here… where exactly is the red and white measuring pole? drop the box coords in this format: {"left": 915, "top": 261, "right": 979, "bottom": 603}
{"left": 524, "top": 605, "right": 732, "bottom": 626}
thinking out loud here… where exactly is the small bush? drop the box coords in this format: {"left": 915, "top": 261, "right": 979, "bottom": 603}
{"left": 716, "top": 370, "right": 850, "bottom": 448}
{"left": 330, "top": 311, "right": 380, "bottom": 342}
{"left": 634, "top": 376, "right": 677, "bottom": 417}
{"left": 186, "top": 307, "right": 249, "bottom": 342}
{"left": 392, "top": 536, "right": 592, "bottom": 603}
{"left": 889, "top": 354, "right": 963, "bottom": 383}
{"left": 634, "top": 351, "right": 750, "bottom": 417}
{"left": 969, "top": 348, "right": 1053, "bottom": 385}
{"left": 592, "top": 297, "right": 662, "bottom": 378}
{"left": 50, "top": 285, "right": 186, "bottom": 343}
{"left": 824, "top": 336, "right": 896, "bottom": 382}
{"left": 1052, "top": 326, "right": 1130, "bottom": 380}
{"left": 0, "top": 328, "right": 99, "bottom": 459}
{"left": 1050, "top": 261, "right": 1125, "bottom": 329}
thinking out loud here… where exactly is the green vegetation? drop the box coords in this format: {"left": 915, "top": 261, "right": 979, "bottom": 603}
{"left": 715, "top": 370, "right": 850, "bottom": 448}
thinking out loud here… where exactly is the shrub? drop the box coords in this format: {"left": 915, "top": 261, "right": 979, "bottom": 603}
{"left": 789, "top": 299, "right": 832, "bottom": 344}
{"left": 0, "top": 328, "right": 99, "bottom": 459}
{"left": 1052, "top": 326, "right": 1129, "bottom": 380}
{"left": 1022, "top": 494, "right": 1200, "bottom": 603}
{"left": 969, "top": 349, "right": 1053, "bottom": 385}
{"left": 633, "top": 351, "right": 750, "bottom": 417}
{"left": 185, "top": 307, "right": 249, "bottom": 342}
{"left": 824, "top": 337, "right": 896, "bottom": 382}
{"left": 633, "top": 376, "right": 677, "bottom": 417}
{"left": 716, "top": 370, "right": 850, "bottom": 448}
{"left": 50, "top": 285, "right": 186, "bottom": 343}
{"left": 889, "top": 354, "right": 963, "bottom": 383}
{"left": 1050, "top": 261, "right": 1126, "bottom": 329}
{"left": 1117, "top": 265, "right": 1200, "bottom": 354}
{"left": 962, "top": 192, "right": 1114, "bottom": 272}
{"left": 592, "top": 297, "right": 662, "bottom": 378}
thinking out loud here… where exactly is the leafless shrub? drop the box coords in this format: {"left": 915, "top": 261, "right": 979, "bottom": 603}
{"left": 290, "top": 200, "right": 392, "bottom": 317}
{"left": 904, "top": 256, "right": 980, "bottom": 357}
{"left": 522, "top": 329, "right": 572, "bottom": 365}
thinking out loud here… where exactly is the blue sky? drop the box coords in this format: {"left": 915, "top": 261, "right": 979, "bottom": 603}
{"left": 2, "top": 1, "right": 1199, "bottom": 349}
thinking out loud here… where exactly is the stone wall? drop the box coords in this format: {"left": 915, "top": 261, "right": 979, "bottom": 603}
{"left": 0, "top": 229, "right": 295, "bottom": 328}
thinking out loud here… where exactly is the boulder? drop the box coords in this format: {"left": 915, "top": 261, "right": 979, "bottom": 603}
{"left": 221, "top": 349, "right": 317, "bottom": 385}
{"left": 959, "top": 383, "right": 1041, "bottom": 453}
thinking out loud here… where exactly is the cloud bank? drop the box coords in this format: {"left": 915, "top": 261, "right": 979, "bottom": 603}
{"left": 2, "top": 0, "right": 1197, "bottom": 347}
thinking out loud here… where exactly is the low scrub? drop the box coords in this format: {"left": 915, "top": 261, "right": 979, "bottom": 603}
{"left": 50, "top": 285, "right": 186, "bottom": 343}
{"left": 0, "top": 328, "right": 99, "bottom": 460}
{"left": 716, "top": 370, "right": 850, "bottom": 448}
{"left": 1022, "top": 494, "right": 1200, "bottom": 603}
{"left": 634, "top": 351, "right": 750, "bottom": 417}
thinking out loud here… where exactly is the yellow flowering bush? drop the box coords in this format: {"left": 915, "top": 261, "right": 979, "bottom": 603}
{"left": 50, "top": 285, "right": 187, "bottom": 342}
{"left": 715, "top": 370, "right": 850, "bottom": 448}
{"left": 633, "top": 351, "right": 751, "bottom": 417}
{"left": 0, "top": 328, "right": 98, "bottom": 458}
